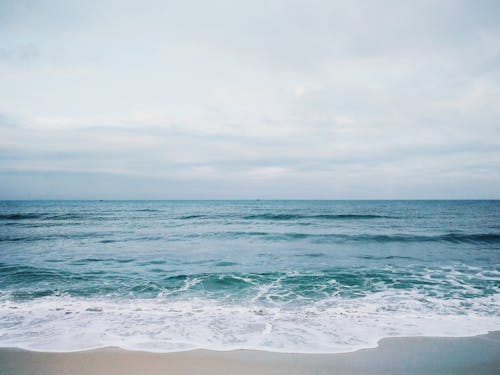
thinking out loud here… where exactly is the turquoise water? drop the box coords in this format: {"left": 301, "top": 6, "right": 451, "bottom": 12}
{"left": 0, "top": 200, "right": 499, "bottom": 352}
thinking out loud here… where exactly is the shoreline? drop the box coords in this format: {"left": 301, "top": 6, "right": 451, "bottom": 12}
{"left": 1, "top": 331, "right": 499, "bottom": 374}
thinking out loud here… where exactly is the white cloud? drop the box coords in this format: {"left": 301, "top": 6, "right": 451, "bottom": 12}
{"left": 0, "top": 0, "right": 499, "bottom": 198}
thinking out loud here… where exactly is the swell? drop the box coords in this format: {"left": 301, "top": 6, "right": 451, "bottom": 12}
{"left": 0, "top": 212, "right": 395, "bottom": 222}
{"left": 173, "top": 213, "right": 396, "bottom": 221}
{"left": 0, "top": 232, "right": 110, "bottom": 242}
{"left": 243, "top": 213, "right": 395, "bottom": 220}
{"left": 209, "top": 231, "right": 500, "bottom": 244}
{"left": 0, "top": 213, "right": 105, "bottom": 221}
{"left": 0, "top": 213, "right": 43, "bottom": 220}
{"left": 2, "top": 230, "right": 498, "bottom": 244}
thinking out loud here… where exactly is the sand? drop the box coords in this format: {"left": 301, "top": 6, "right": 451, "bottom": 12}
{"left": 1, "top": 331, "right": 499, "bottom": 374}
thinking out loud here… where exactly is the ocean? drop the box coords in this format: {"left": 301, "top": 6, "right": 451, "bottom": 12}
{"left": 0, "top": 200, "right": 498, "bottom": 353}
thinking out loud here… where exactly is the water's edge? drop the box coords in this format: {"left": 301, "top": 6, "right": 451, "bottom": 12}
{"left": 2, "top": 330, "right": 499, "bottom": 355}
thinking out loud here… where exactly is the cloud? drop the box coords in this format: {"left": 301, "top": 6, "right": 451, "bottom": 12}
{"left": 0, "top": 1, "right": 499, "bottom": 198}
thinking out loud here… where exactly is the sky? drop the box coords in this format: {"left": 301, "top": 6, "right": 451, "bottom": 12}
{"left": 0, "top": 0, "right": 499, "bottom": 199}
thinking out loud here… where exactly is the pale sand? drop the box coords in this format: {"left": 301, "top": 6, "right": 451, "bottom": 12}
{"left": 1, "top": 331, "right": 499, "bottom": 374}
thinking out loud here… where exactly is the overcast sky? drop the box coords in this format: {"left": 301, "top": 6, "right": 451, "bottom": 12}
{"left": 0, "top": 0, "right": 499, "bottom": 199}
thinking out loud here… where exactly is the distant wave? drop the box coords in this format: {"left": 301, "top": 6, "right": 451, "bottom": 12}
{"left": 357, "top": 255, "right": 418, "bottom": 260}
{"left": 0, "top": 232, "right": 110, "bottom": 242}
{"left": 210, "top": 231, "right": 500, "bottom": 244}
{"left": 0, "top": 212, "right": 395, "bottom": 222}
{"left": 0, "top": 213, "right": 95, "bottom": 221}
{"left": 315, "top": 214, "right": 395, "bottom": 219}
{"left": 243, "top": 213, "right": 395, "bottom": 220}
{"left": 177, "top": 214, "right": 208, "bottom": 219}
{"left": 0, "top": 213, "right": 43, "bottom": 220}
{"left": 2, "top": 231, "right": 498, "bottom": 244}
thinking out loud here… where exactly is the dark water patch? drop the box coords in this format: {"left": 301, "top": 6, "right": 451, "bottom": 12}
{"left": 99, "top": 236, "right": 163, "bottom": 244}
{"left": 313, "top": 214, "right": 395, "bottom": 220}
{"left": 45, "top": 213, "right": 88, "bottom": 220}
{"left": 200, "top": 274, "right": 253, "bottom": 289}
{"left": 214, "top": 261, "right": 239, "bottom": 267}
{"left": 131, "top": 282, "right": 161, "bottom": 293}
{"left": 283, "top": 233, "right": 309, "bottom": 239}
{"left": 243, "top": 213, "right": 395, "bottom": 221}
{"left": 177, "top": 214, "right": 208, "bottom": 219}
{"left": 355, "top": 233, "right": 500, "bottom": 244}
{"left": 0, "top": 212, "right": 116, "bottom": 222}
{"left": 83, "top": 270, "right": 108, "bottom": 276}
{"left": 100, "top": 239, "right": 117, "bottom": 243}
{"left": 297, "top": 252, "right": 326, "bottom": 258}
{"left": 357, "top": 255, "right": 419, "bottom": 261}
{"left": 0, "top": 263, "right": 77, "bottom": 286}
{"left": 3, "top": 221, "right": 81, "bottom": 228}
{"left": 244, "top": 214, "right": 303, "bottom": 220}
{"left": 182, "top": 259, "right": 215, "bottom": 265}
{"left": 163, "top": 274, "right": 189, "bottom": 282}
{"left": 136, "top": 236, "right": 163, "bottom": 241}
{"left": 70, "top": 258, "right": 135, "bottom": 266}
{"left": 116, "top": 258, "right": 135, "bottom": 263}
{"left": 159, "top": 274, "right": 193, "bottom": 291}
{"left": 64, "top": 284, "right": 122, "bottom": 297}
{"left": 0, "top": 213, "right": 43, "bottom": 220}
{"left": 149, "top": 268, "right": 166, "bottom": 273}
{"left": 142, "top": 260, "right": 167, "bottom": 265}
{"left": 136, "top": 209, "right": 161, "bottom": 212}
{"left": 11, "top": 290, "right": 56, "bottom": 299}
{"left": 0, "top": 236, "right": 31, "bottom": 242}
{"left": 78, "top": 258, "right": 108, "bottom": 262}
{"left": 280, "top": 232, "right": 500, "bottom": 244}
{"left": 227, "top": 231, "right": 269, "bottom": 237}
{"left": 438, "top": 233, "right": 500, "bottom": 243}
{"left": 1, "top": 232, "right": 110, "bottom": 243}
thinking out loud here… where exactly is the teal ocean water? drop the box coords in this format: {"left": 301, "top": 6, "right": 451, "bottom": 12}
{"left": 0, "top": 200, "right": 499, "bottom": 352}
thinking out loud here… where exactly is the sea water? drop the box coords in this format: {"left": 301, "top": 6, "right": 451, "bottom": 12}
{"left": 0, "top": 200, "right": 498, "bottom": 352}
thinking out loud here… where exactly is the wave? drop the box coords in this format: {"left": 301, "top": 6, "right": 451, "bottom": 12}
{"left": 0, "top": 213, "right": 43, "bottom": 220}
{"left": 0, "top": 232, "right": 110, "bottom": 243}
{"left": 214, "top": 261, "right": 239, "bottom": 267}
{"left": 0, "top": 212, "right": 102, "bottom": 221}
{"left": 0, "top": 291, "right": 498, "bottom": 353}
{"left": 2, "top": 230, "right": 498, "bottom": 245}
{"left": 242, "top": 213, "right": 394, "bottom": 221}
{"left": 177, "top": 215, "right": 208, "bottom": 220}
{"left": 210, "top": 231, "right": 500, "bottom": 244}
{"left": 357, "top": 255, "right": 418, "bottom": 260}
{"left": 0, "top": 211, "right": 404, "bottom": 223}
{"left": 359, "top": 233, "right": 500, "bottom": 244}
{"left": 44, "top": 213, "right": 89, "bottom": 220}
{"left": 296, "top": 252, "right": 326, "bottom": 258}
{"left": 0, "top": 263, "right": 83, "bottom": 291}
{"left": 314, "top": 214, "right": 395, "bottom": 219}
{"left": 2, "top": 263, "right": 498, "bottom": 302}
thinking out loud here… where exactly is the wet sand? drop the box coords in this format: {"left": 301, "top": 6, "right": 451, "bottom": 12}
{"left": 1, "top": 331, "right": 499, "bottom": 374}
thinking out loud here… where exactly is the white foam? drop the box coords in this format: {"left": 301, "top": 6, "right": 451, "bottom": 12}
{"left": 0, "top": 290, "right": 499, "bottom": 353}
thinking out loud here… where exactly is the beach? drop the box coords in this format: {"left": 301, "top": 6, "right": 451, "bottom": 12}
{"left": 1, "top": 331, "right": 499, "bottom": 374}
